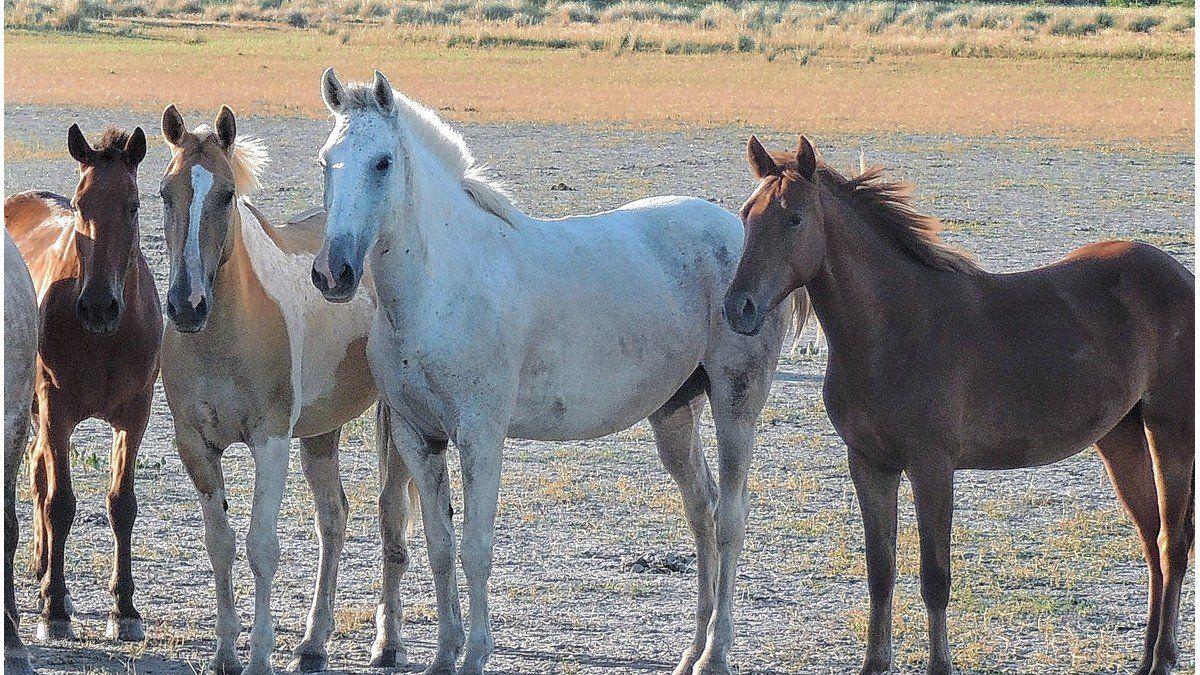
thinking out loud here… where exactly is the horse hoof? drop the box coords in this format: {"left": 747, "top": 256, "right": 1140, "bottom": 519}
{"left": 368, "top": 647, "right": 408, "bottom": 669}
{"left": 4, "top": 652, "right": 35, "bottom": 675}
{"left": 692, "top": 660, "right": 732, "bottom": 675}
{"left": 421, "top": 660, "right": 457, "bottom": 675}
{"left": 35, "top": 617, "right": 75, "bottom": 641}
{"left": 207, "top": 654, "right": 245, "bottom": 675}
{"left": 106, "top": 614, "right": 146, "bottom": 642}
{"left": 287, "top": 652, "right": 328, "bottom": 673}
{"left": 243, "top": 659, "right": 276, "bottom": 675}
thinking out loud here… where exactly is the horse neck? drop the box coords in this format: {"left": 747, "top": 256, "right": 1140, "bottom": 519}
{"left": 373, "top": 138, "right": 493, "bottom": 306}
{"left": 209, "top": 203, "right": 266, "bottom": 325}
{"left": 804, "top": 190, "right": 940, "bottom": 355}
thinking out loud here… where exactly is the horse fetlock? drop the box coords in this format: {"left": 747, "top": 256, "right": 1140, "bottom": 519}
{"left": 242, "top": 655, "right": 275, "bottom": 675}
{"left": 859, "top": 652, "right": 893, "bottom": 675}
{"left": 368, "top": 642, "right": 408, "bottom": 669}
{"left": 672, "top": 645, "right": 703, "bottom": 675}
{"left": 286, "top": 646, "right": 329, "bottom": 673}
{"left": 4, "top": 650, "right": 35, "bottom": 675}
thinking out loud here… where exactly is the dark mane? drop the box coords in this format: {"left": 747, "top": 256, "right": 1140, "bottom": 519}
{"left": 93, "top": 127, "right": 131, "bottom": 160}
{"left": 774, "top": 152, "right": 980, "bottom": 274}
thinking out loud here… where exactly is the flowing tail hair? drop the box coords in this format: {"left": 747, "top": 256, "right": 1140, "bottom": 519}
{"left": 375, "top": 402, "right": 422, "bottom": 536}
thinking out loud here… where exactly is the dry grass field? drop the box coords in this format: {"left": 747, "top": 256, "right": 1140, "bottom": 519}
{"left": 4, "top": 24, "right": 1194, "bottom": 147}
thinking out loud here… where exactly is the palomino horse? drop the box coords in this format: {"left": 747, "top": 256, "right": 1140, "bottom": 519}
{"left": 157, "top": 105, "right": 416, "bottom": 675}
{"left": 311, "top": 69, "right": 808, "bottom": 675}
{"left": 725, "top": 136, "right": 1195, "bottom": 675}
{"left": 5, "top": 230, "right": 39, "bottom": 675}
{"left": 5, "top": 126, "right": 162, "bottom": 643}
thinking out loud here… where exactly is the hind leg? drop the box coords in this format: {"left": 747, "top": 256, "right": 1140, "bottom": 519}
{"left": 289, "top": 428, "right": 347, "bottom": 673}
{"left": 372, "top": 405, "right": 416, "bottom": 669}
{"left": 648, "top": 371, "right": 718, "bottom": 675}
{"left": 1095, "top": 407, "right": 1162, "bottom": 675}
{"left": 105, "top": 391, "right": 152, "bottom": 642}
{"left": 693, "top": 331, "right": 781, "bottom": 675}
{"left": 1143, "top": 407, "right": 1194, "bottom": 675}
{"left": 5, "top": 395, "right": 33, "bottom": 673}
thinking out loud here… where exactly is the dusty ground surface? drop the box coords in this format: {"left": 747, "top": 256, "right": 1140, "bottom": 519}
{"left": 3, "top": 104, "right": 1195, "bottom": 674}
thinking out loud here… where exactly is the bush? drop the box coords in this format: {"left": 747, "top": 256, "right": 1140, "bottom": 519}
{"left": 53, "top": 0, "right": 110, "bottom": 31}
{"left": 1048, "top": 16, "right": 1096, "bottom": 35}
{"left": 1094, "top": 10, "right": 1116, "bottom": 28}
{"left": 1023, "top": 8, "right": 1051, "bottom": 25}
{"left": 394, "top": 2, "right": 453, "bottom": 25}
{"left": 286, "top": 9, "right": 308, "bottom": 27}
{"left": 554, "top": 1, "right": 596, "bottom": 23}
{"left": 1125, "top": 14, "right": 1162, "bottom": 31}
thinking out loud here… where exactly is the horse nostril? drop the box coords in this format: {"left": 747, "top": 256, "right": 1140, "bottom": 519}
{"left": 311, "top": 267, "right": 327, "bottom": 291}
{"left": 335, "top": 262, "right": 355, "bottom": 288}
{"left": 742, "top": 298, "right": 756, "bottom": 318}
{"left": 194, "top": 296, "right": 207, "bottom": 317}
{"left": 103, "top": 297, "right": 120, "bottom": 322}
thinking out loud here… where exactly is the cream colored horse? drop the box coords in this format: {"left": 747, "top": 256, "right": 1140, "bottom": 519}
{"left": 157, "top": 105, "right": 416, "bottom": 675}
{"left": 5, "top": 230, "right": 38, "bottom": 675}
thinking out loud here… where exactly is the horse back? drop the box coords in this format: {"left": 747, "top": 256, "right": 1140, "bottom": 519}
{"left": 4, "top": 191, "right": 73, "bottom": 275}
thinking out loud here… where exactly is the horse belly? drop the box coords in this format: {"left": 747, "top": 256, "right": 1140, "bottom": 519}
{"left": 293, "top": 303, "right": 378, "bottom": 439}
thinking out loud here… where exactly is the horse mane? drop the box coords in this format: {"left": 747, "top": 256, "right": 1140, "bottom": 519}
{"left": 337, "top": 83, "right": 524, "bottom": 227}
{"left": 92, "top": 127, "right": 132, "bottom": 160}
{"left": 776, "top": 153, "right": 980, "bottom": 274}
{"left": 190, "top": 123, "right": 269, "bottom": 195}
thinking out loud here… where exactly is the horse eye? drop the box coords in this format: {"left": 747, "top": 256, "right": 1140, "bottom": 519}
{"left": 375, "top": 156, "right": 391, "bottom": 172}
{"left": 787, "top": 212, "right": 803, "bottom": 227}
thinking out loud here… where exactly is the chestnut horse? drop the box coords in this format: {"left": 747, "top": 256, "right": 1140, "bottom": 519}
{"left": 4, "top": 126, "right": 162, "bottom": 643}
{"left": 725, "top": 136, "right": 1194, "bottom": 675}
{"left": 5, "top": 229, "right": 39, "bottom": 675}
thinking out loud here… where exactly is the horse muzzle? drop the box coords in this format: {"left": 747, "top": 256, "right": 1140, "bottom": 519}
{"left": 76, "top": 287, "right": 123, "bottom": 336}
{"left": 312, "top": 238, "right": 361, "bottom": 303}
{"left": 723, "top": 290, "right": 765, "bottom": 336}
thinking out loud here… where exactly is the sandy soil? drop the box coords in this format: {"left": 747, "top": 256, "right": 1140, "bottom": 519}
{"left": 3, "top": 104, "right": 1195, "bottom": 674}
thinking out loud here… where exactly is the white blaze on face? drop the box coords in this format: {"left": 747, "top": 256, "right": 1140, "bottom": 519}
{"left": 186, "top": 164, "right": 212, "bottom": 306}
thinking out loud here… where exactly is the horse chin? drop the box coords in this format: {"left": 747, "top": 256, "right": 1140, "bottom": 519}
{"left": 319, "top": 286, "right": 359, "bottom": 304}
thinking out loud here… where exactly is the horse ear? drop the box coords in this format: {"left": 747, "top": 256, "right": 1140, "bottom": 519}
{"left": 162, "top": 104, "right": 186, "bottom": 147}
{"left": 215, "top": 105, "right": 237, "bottom": 151}
{"left": 67, "top": 123, "right": 93, "bottom": 165}
{"left": 746, "top": 135, "right": 777, "bottom": 180}
{"left": 322, "top": 67, "right": 345, "bottom": 114}
{"left": 125, "top": 127, "right": 147, "bottom": 166}
{"left": 796, "top": 135, "right": 819, "bottom": 180}
{"left": 373, "top": 70, "right": 395, "bottom": 114}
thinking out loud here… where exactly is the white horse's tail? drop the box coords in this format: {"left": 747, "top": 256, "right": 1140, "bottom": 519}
{"left": 375, "top": 403, "right": 423, "bottom": 536}
{"left": 786, "top": 289, "right": 822, "bottom": 357}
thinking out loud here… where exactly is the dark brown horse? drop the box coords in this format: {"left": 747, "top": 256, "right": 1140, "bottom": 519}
{"left": 4, "top": 125, "right": 162, "bottom": 644}
{"left": 724, "top": 135, "right": 1194, "bottom": 675}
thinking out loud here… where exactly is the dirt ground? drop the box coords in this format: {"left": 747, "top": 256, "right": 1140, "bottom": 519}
{"left": 3, "top": 104, "right": 1195, "bottom": 674}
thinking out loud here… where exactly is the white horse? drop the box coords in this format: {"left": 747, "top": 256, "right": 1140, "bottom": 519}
{"left": 5, "top": 230, "right": 39, "bottom": 675}
{"left": 311, "top": 68, "right": 807, "bottom": 675}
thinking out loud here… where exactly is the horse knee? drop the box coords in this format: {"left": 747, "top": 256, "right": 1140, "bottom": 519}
{"left": 246, "top": 534, "right": 280, "bottom": 580}
{"left": 920, "top": 568, "right": 951, "bottom": 610}
{"left": 106, "top": 490, "right": 137, "bottom": 532}
{"left": 45, "top": 487, "right": 76, "bottom": 530}
{"left": 459, "top": 540, "right": 493, "bottom": 582}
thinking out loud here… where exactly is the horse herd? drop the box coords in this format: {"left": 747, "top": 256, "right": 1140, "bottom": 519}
{"left": 2, "top": 68, "right": 1194, "bottom": 675}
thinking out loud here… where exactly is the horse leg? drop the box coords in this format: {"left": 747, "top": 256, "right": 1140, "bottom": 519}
{"left": 244, "top": 436, "right": 291, "bottom": 675}
{"left": 693, "top": 355, "right": 775, "bottom": 675}
{"left": 371, "top": 404, "right": 416, "bottom": 669}
{"left": 908, "top": 462, "right": 955, "bottom": 675}
{"left": 35, "top": 406, "right": 77, "bottom": 642}
{"left": 177, "top": 428, "right": 241, "bottom": 675}
{"left": 1142, "top": 406, "right": 1194, "bottom": 675}
{"left": 386, "top": 407, "right": 463, "bottom": 675}
{"left": 5, "top": 396, "right": 33, "bottom": 673}
{"left": 648, "top": 371, "right": 717, "bottom": 675}
{"left": 289, "top": 428, "right": 346, "bottom": 673}
{"left": 1095, "top": 407, "right": 1162, "bottom": 675}
{"left": 28, "top": 396, "right": 50, "bottom": 590}
{"left": 850, "top": 451, "right": 902, "bottom": 675}
{"left": 455, "top": 417, "right": 504, "bottom": 675}
{"left": 105, "top": 392, "right": 152, "bottom": 642}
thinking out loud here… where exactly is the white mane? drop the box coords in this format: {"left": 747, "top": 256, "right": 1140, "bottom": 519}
{"left": 339, "top": 84, "right": 525, "bottom": 227}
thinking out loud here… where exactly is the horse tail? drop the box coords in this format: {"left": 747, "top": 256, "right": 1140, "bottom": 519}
{"left": 374, "top": 402, "right": 423, "bottom": 536}
{"left": 786, "top": 289, "right": 820, "bottom": 357}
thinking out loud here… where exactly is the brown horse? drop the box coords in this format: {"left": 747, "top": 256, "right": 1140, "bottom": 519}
{"left": 724, "top": 136, "right": 1194, "bottom": 675}
{"left": 4, "top": 125, "right": 162, "bottom": 643}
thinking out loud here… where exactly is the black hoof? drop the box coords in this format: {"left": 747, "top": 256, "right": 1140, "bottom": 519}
{"left": 369, "top": 648, "right": 407, "bottom": 669}
{"left": 288, "top": 652, "right": 329, "bottom": 673}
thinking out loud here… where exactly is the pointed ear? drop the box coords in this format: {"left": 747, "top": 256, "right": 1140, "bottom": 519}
{"left": 373, "top": 70, "right": 395, "bottom": 114}
{"left": 67, "top": 123, "right": 93, "bottom": 165}
{"left": 124, "top": 127, "right": 147, "bottom": 167}
{"left": 162, "top": 104, "right": 186, "bottom": 147}
{"left": 746, "top": 135, "right": 777, "bottom": 180}
{"left": 322, "top": 67, "right": 345, "bottom": 114}
{"left": 215, "top": 105, "right": 237, "bottom": 151}
{"left": 796, "top": 135, "right": 819, "bottom": 181}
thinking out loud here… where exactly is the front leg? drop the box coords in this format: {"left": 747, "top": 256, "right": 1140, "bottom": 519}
{"left": 34, "top": 407, "right": 78, "bottom": 642}
{"left": 455, "top": 418, "right": 505, "bottom": 675}
{"left": 177, "top": 428, "right": 242, "bottom": 675}
{"left": 387, "top": 408, "right": 464, "bottom": 675}
{"left": 245, "top": 437, "right": 291, "bottom": 675}
{"left": 371, "top": 404, "right": 417, "bottom": 669}
{"left": 849, "top": 451, "right": 901, "bottom": 675}
{"left": 105, "top": 392, "right": 154, "bottom": 642}
{"left": 289, "top": 429, "right": 346, "bottom": 673}
{"left": 908, "top": 463, "right": 956, "bottom": 675}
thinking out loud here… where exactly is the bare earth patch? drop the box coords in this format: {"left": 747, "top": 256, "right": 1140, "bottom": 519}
{"left": 2, "top": 105, "right": 1194, "bottom": 674}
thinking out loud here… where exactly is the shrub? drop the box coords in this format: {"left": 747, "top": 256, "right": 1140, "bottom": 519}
{"left": 177, "top": 0, "right": 204, "bottom": 14}
{"left": 394, "top": 2, "right": 452, "bottom": 25}
{"left": 1023, "top": 8, "right": 1050, "bottom": 26}
{"left": 258, "top": 0, "right": 283, "bottom": 9}
{"left": 1094, "top": 11, "right": 1116, "bottom": 28}
{"left": 554, "top": 1, "right": 596, "bottom": 23}
{"left": 52, "top": 0, "right": 110, "bottom": 32}
{"left": 736, "top": 32, "right": 755, "bottom": 51}
{"left": 1048, "top": 17, "right": 1096, "bottom": 36}
{"left": 1125, "top": 14, "right": 1162, "bottom": 32}
{"left": 286, "top": 9, "right": 308, "bottom": 27}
